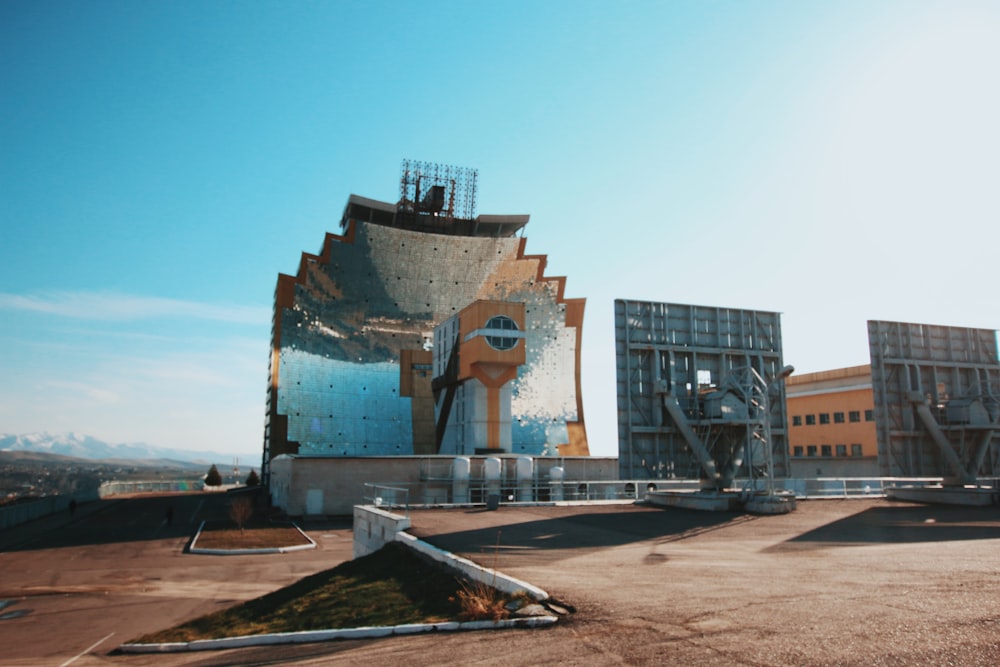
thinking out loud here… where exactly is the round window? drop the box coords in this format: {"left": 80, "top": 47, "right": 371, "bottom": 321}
{"left": 484, "top": 315, "right": 520, "bottom": 351}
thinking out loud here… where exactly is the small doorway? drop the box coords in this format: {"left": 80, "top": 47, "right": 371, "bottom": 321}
{"left": 305, "top": 488, "right": 324, "bottom": 515}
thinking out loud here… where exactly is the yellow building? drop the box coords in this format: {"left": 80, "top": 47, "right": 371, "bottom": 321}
{"left": 785, "top": 365, "right": 879, "bottom": 477}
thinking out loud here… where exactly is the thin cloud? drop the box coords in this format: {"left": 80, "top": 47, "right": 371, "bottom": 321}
{"left": 131, "top": 355, "right": 248, "bottom": 387}
{"left": 41, "top": 380, "right": 122, "bottom": 405}
{"left": 0, "top": 291, "right": 269, "bottom": 324}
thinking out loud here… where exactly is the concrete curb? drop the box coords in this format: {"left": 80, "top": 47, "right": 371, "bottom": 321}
{"left": 121, "top": 521, "right": 558, "bottom": 654}
{"left": 118, "top": 615, "right": 559, "bottom": 653}
{"left": 188, "top": 520, "right": 317, "bottom": 555}
{"left": 395, "top": 531, "right": 549, "bottom": 600}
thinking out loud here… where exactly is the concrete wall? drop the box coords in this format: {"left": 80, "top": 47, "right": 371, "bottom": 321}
{"left": 396, "top": 531, "right": 548, "bottom": 600}
{"left": 790, "top": 456, "right": 879, "bottom": 478}
{"left": 352, "top": 505, "right": 548, "bottom": 600}
{"left": 0, "top": 489, "right": 106, "bottom": 530}
{"left": 269, "top": 455, "right": 619, "bottom": 517}
{"left": 1, "top": 496, "right": 72, "bottom": 530}
{"left": 353, "top": 505, "right": 411, "bottom": 558}
{"left": 271, "top": 456, "right": 442, "bottom": 516}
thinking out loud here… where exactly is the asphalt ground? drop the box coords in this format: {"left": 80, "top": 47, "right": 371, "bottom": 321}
{"left": 0, "top": 495, "right": 997, "bottom": 666}
{"left": 0, "top": 493, "right": 354, "bottom": 667}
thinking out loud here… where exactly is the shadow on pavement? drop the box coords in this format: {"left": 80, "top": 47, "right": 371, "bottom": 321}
{"left": 412, "top": 507, "right": 751, "bottom": 561}
{"left": 766, "top": 503, "right": 1000, "bottom": 552}
{"left": 0, "top": 493, "right": 235, "bottom": 552}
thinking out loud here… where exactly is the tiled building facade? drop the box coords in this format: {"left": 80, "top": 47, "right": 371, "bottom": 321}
{"left": 264, "top": 190, "right": 587, "bottom": 480}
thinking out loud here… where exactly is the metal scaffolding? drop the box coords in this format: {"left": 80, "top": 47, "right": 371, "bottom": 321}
{"left": 868, "top": 320, "right": 1000, "bottom": 483}
{"left": 398, "top": 159, "right": 478, "bottom": 221}
{"left": 615, "top": 300, "right": 792, "bottom": 488}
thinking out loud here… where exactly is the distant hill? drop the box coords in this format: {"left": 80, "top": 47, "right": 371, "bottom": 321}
{"left": 0, "top": 432, "right": 258, "bottom": 468}
{"left": 0, "top": 449, "right": 204, "bottom": 471}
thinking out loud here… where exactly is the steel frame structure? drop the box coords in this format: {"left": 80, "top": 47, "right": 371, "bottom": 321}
{"left": 868, "top": 320, "right": 1000, "bottom": 483}
{"left": 398, "top": 159, "right": 478, "bottom": 221}
{"left": 615, "top": 300, "right": 792, "bottom": 487}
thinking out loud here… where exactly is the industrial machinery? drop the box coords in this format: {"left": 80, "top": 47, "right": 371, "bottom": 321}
{"left": 868, "top": 320, "right": 1000, "bottom": 504}
{"left": 615, "top": 300, "right": 795, "bottom": 512}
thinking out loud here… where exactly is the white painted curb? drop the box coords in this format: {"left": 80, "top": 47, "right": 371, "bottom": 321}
{"left": 121, "top": 517, "right": 558, "bottom": 654}
{"left": 118, "top": 616, "right": 559, "bottom": 653}
{"left": 188, "top": 520, "right": 317, "bottom": 555}
{"left": 395, "top": 531, "right": 549, "bottom": 600}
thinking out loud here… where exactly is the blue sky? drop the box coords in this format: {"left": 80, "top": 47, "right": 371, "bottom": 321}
{"left": 2, "top": 0, "right": 997, "bottom": 460}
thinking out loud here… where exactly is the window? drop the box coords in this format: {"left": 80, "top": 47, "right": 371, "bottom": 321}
{"left": 835, "top": 444, "right": 847, "bottom": 457}
{"left": 819, "top": 413, "right": 830, "bottom": 425}
{"left": 805, "top": 414, "right": 816, "bottom": 425}
{"left": 849, "top": 411, "right": 861, "bottom": 423}
{"left": 793, "top": 446, "right": 804, "bottom": 457}
{"left": 821, "top": 444, "right": 832, "bottom": 457}
{"left": 834, "top": 412, "right": 845, "bottom": 424}
{"left": 851, "top": 444, "right": 863, "bottom": 456}
{"left": 864, "top": 409, "right": 874, "bottom": 422}
{"left": 793, "top": 415, "right": 802, "bottom": 426}
{"left": 807, "top": 445, "right": 817, "bottom": 457}
{"left": 483, "top": 315, "right": 520, "bottom": 351}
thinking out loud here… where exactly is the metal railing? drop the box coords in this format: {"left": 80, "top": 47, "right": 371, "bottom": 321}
{"left": 775, "top": 477, "right": 1000, "bottom": 499}
{"left": 360, "top": 476, "right": 1000, "bottom": 509}
{"left": 97, "top": 480, "right": 206, "bottom": 497}
{"left": 362, "top": 483, "right": 411, "bottom": 516}
{"left": 364, "top": 478, "right": 692, "bottom": 507}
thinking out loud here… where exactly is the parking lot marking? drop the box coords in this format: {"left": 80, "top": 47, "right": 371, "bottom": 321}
{"left": 59, "top": 632, "right": 114, "bottom": 667}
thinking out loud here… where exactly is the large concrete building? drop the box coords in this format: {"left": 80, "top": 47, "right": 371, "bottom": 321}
{"left": 263, "top": 162, "right": 588, "bottom": 486}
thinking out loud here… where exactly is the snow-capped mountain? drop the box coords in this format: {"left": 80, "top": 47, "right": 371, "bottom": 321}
{"left": 0, "top": 432, "right": 257, "bottom": 466}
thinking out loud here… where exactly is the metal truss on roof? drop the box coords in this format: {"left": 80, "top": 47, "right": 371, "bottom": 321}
{"left": 615, "top": 299, "right": 793, "bottom": 488}
{"left": 868, "top": 320, "right": 1000, "bottom": 483}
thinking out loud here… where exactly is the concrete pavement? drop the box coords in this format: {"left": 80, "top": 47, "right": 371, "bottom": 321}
{"left": 0, "top": 493, "right": 353, "bottom": 666}
{"left": 1, "top": 495, "right": 998, "bottom": 665}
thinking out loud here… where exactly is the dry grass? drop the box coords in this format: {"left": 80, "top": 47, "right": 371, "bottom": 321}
{"left": 451, "top": 529, "right": 512, "bottom": 622}
{"left": 452, "top": 578, "right": 511, "bottom": 622}
{"left": 192, "top": 520, "right": 310, "bottom": 550}
{"left": 132, "top": 542, "right": 520, "bottom": 644}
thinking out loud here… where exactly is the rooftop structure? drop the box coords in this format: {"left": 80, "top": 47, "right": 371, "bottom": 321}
{"left": 263, "top": 162, "right": 588, "bottom": 483}
{"left": 614, "top": 299, "right": 792, "bottom": 489}
{"left": 867, "top": 319, "right": 1000, "bottom": 483}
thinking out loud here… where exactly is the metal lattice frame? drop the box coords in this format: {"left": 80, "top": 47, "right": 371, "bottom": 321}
{"left": 399, "top": 159, "right": 478, "bottom": 221}
{"left": 868, "top": 320, "right": 1000, "bottom": 481}
{"left": 615, "top": 300, "right": 792, "bottom": 486}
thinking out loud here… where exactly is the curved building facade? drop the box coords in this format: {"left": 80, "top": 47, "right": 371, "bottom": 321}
{"left": 264, "top": 174, "right": 588, "bottom": 480}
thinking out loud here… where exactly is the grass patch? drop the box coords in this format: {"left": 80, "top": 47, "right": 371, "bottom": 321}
{"left": 132, "top": 543, "right": 522, "bottom": 643}
{"left": 193, "top": 520, "right": 309, "bottom": 550}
